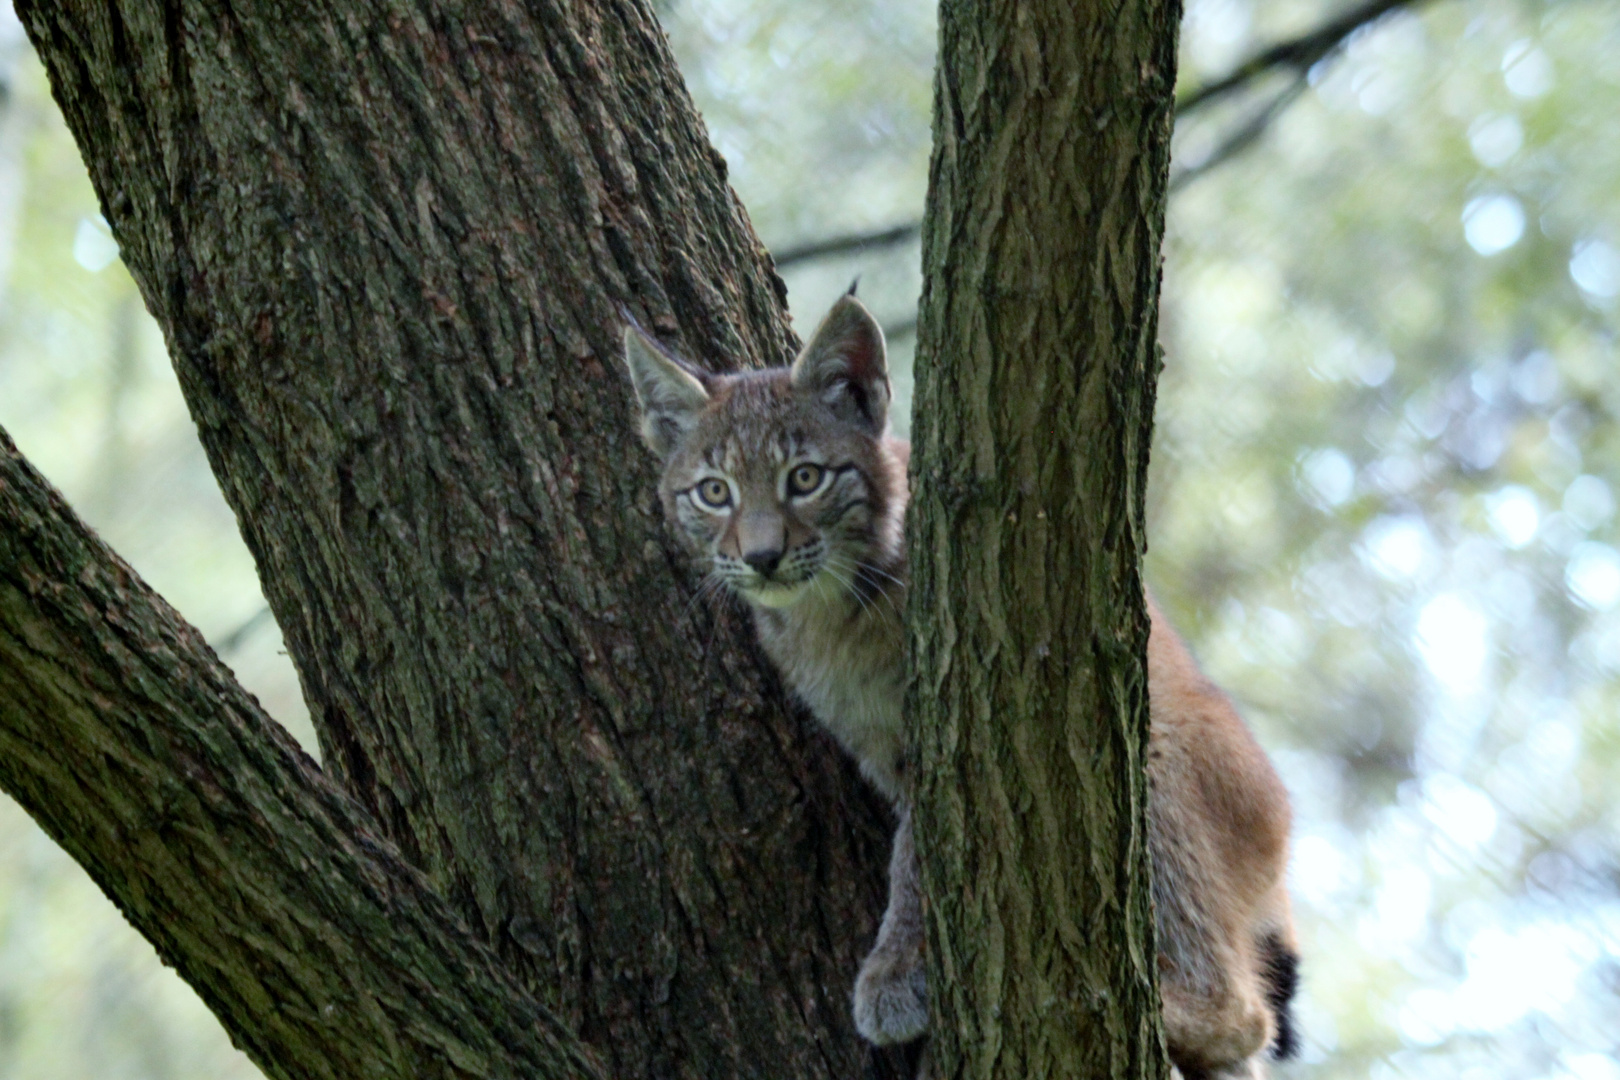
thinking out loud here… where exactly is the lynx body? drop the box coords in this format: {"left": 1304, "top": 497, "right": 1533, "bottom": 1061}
{"left": 622, "top": 295, "right": 1299, "bottom": 1079}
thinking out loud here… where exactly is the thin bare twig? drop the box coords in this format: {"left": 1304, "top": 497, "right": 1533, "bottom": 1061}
{"left": 216, "top": 604, "right": 274, "bottom": 655}
{"left": 1170, "top": 75, "right": 1311, "bottom": 192}
{"left": 767, "top": 0, "right": 1445, "bottom": 267}
{"left": 1176, "top": 0, "right": 1433, "bottom": 115}
{"left": 1171, "top": 0, "right": 1442, "bottom": 190}
{"left": 772, "top": 222, "right": 922, "bottom": 270}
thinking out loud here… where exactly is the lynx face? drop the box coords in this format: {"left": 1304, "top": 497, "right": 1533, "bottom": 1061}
{"left": 623, "top": 296, "right": 904, "bottom": 613}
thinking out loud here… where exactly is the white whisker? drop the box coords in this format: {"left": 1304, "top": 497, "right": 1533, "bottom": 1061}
{"left": 825, "top": 553, "right": 902, "bottom": 621}
{"left": 824, "top": 554, "right": 899, "bottom": 623}
{"left": 823, "top": 559, "right": 877, "bottom": 620}
{"left": 860, "top": 561, "right": 907, "bottom": 591}
{"left": 682, "top": 571, "right": 728, "bottom": 624}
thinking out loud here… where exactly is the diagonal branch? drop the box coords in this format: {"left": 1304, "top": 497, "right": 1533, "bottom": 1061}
{"left": 1170, "top": 74, "right": 1310, "bottom": 191}
{"left": 768, "top": 0, "right": 1444, "bottom": 269}
{"left": 0, "top": 427, "right": 603, "bottom": 1080}
{"left": 1175, "top": 0, "right": 1434, "bottom": 115}
{"left": 772, "top": 223, "right": 923, "bottom": 269}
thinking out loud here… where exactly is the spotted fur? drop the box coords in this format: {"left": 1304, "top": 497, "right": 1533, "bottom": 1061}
{"left": 622, "top": 296, "right": 1299, "bottom": 1077}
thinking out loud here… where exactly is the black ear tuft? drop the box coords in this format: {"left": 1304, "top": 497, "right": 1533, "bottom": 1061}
{"left": 790, "top": 295, "right": 890, "bottom": 434}
{"left": 845, "top": 276, "right": 860, "bottom": 297}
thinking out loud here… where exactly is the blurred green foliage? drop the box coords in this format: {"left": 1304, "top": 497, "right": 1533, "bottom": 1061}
{"left": 1, "top": 0, "right": 1617, "bottom": 1077}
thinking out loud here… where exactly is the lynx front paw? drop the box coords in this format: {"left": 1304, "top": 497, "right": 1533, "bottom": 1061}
{"left": 853, "top": 953, "right": 928, "bottom": 1045}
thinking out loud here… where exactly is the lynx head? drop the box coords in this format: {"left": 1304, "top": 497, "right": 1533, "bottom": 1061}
{"left": 622, "top": 295, "right": 904, "bottom": 611}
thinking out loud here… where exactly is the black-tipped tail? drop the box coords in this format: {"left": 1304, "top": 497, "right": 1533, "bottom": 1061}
{"left": 1260, "top": 933, "right": 1301, "bottom": 1061}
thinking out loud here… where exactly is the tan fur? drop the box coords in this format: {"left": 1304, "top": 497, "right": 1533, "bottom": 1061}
{"left": 1146, "top": 599, "right": 1297, "bottom": 1077}
{"left": 622, "top": 297, "right": 1299, "bottom": 1078}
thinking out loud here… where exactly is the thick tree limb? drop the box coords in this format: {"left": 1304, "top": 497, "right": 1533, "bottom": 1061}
{"left": 908, "top": 0, "right": 1175, "bottom": 1075}
{"left": 16, "top": 2, "right": 899, "bottom": 1076}
{"left": 0, "top": 427, "right": 603, "bottom": 1080}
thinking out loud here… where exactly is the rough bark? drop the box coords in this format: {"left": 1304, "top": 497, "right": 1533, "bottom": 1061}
{"left": 908, "top": 0, "right": 1181, "bottom": 1077}
{"left": 0, "top": 429, "right": 602, "bottom": 1080}
{"left": 11, "top": 2, "right": 900, "bottom": 1078}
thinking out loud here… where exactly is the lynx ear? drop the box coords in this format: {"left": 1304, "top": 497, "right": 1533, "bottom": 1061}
{"left": 622, "top": 319, "right": 712, "bottom": 458}
{"left": 790, "top": 295, "right": 890, "bottom": 434}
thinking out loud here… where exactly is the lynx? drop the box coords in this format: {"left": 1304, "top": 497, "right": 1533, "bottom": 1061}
{"left": 622, "top": 294, "right": 1300, "bottom": 1079}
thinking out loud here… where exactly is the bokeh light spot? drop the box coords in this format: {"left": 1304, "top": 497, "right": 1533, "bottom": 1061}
{"left": 1463, "top": 194, "right": 1525, "bottom": 256}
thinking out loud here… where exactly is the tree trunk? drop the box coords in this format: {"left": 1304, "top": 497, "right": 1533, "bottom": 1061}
{"left": 908, "top": 0, "right": 1181, "bottom": 1076}
{"left": 8, "top": 2, "right": 900, "bottom": 1078}
{"left": 0, "top": 430, "right": 602, "bottom": 1080}
{"left": 3, "top": 0, "right": 1183, "bottom": 1076}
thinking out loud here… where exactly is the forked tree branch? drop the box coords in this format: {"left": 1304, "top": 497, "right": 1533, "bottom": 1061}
{"left": 1174, "top": 0, "right": 1432, "bottom": 114}
{"left": 0, "top": 427, "right": 602, "bottom": 1080}
{"left": 769, "top": 0, "right": 1438, "bottom": 269}
{"left": 13, "top": 0, "right": 897, "bottom": 1073}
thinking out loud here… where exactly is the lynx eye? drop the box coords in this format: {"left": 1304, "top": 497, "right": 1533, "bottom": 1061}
{"left": 787, "top": 463, "right": 825, "bottom": 497}
{"left": 694, "top": 478, "right": 732, "bottom": 509}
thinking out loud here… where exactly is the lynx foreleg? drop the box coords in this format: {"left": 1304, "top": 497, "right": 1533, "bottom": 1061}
{"left": 853, "top": 803, "right": 928, "bottom": 1045}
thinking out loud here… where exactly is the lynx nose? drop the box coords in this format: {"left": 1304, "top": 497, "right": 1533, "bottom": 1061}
{"left": 744, "top": 548, "right": 784, "bottom": 577}
{"left": 737, "top": 511, "right": 786, "bottom": 579}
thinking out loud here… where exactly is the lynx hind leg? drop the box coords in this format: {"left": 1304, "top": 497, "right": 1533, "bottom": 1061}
{"left": 854, "top": 805, "right": 929, "bottom": 1046}
{"left": 1158, "top": 941, "right": 1273, "bottom": 1077}
{"left": 1151, "top": 810, "right": 1275, "bottom": 1074}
